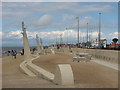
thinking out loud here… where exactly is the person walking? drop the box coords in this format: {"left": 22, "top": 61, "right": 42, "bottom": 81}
{"left": 20, "top": 49, "right": 24, "bottom": 55}
{"left": 11, "top": 50, "right": 17, "bottom": 59}
{"left": 7, "top": 50, "right": 11, "bottom": 56}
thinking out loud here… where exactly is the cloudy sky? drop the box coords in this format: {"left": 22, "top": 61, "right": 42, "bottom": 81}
{"left": 1, "top": 2, "right": 118, "bottom": 46}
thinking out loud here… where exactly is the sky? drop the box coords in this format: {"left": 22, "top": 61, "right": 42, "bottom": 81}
{"left": 1, "top": 2, "right": 119, "bottom": 46}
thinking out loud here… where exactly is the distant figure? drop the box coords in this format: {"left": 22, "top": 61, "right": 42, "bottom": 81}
{"left": 32, "top": 48, "right": 36, "bottom": 53}
{"left": 7, "top": 50, "right": 11, "bottom": 56}
{"left": 22, "top": 49, "right": 24, "bottom": 55}
{"left": 20, "top": 50, "right": 23, "bottom": 55}
{"left": 20, "top": 49, "right": 24, "bottom": 55}
{"left": 57, "top": 45, "right": 60, "bottom": 49}
{"left": 14, "top": 50, "right": 17, "bottom": 55}
{"left": 69, "top": 45, "right": 71, "bottom": 50}
{"left": 11, "top": 50, "right": 17, "bottom": 59}
{"left": 68, "top": 45, "right": 72, "bottom": 53}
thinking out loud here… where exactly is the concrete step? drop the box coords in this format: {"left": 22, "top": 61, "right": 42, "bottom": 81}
{"left": 20, "top": 61, "right": 36, "bottom": 77}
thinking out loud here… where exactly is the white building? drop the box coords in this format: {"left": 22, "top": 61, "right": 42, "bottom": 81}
{"left": 91, "top": 38, "right": 107, "bottom": 48}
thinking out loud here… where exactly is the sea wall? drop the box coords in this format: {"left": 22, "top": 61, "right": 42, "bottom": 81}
{"left": 72, "top": 48, "right": 119, "bottom": 64}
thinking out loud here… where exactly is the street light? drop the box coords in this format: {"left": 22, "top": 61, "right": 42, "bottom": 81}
{"left": 98, "top": 12, "right": 101, "bottom": 48}
{"left": 66, "top": 28, "right": 68, "bottom": 44}
{"left": 87, "top": 23, "right": 88, "bottom": 43}
{"left": 60, "top": 34, "right": 62, "bottom": 44}
{"left": 76, "top": 16, "right": 80, "bottom": 48}
{"left": 86, "top": 23, "right": 89, "bottom": 48}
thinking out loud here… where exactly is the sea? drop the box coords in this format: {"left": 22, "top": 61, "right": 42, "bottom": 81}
{"left": 1, "top": 46, "right": 36, "bottom": 57}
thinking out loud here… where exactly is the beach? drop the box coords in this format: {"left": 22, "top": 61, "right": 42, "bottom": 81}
{"left": 2, "top": 52, "right": 118, "bottom": 88}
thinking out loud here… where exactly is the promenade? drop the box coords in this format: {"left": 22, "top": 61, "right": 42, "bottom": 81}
{"left": 2, "top": 51, "right": 118, "bottom": 88}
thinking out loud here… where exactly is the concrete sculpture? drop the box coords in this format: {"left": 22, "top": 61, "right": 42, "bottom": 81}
{"left": 22, "top": 22, "right": 32, "bottom": 61}
{"left": 40, "top": 38, "right": 44, "bottom": 50}
{"left": 36, "top": 34, "right": 41, "bottom": 55}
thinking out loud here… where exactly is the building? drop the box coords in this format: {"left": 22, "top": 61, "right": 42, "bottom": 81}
{"left": 91, "top": 39, "right": 107, "bottom": 48}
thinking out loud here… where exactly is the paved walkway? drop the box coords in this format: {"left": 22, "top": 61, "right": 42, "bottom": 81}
{"left": 92, "top": 59, "right": 118, "bottom": 71}
{"left": 2, "top": 53, "right": 118, "bottom": 88}
{"left": 33, "top": 52, "right": 118, "bottom": 88}
{"left": 2, "top": 55, "right": 74, "bottom": 88}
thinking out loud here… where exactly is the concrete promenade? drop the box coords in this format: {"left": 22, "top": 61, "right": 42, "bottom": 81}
{"left": 2, "top": 50, "right": 118, "bottom": 88}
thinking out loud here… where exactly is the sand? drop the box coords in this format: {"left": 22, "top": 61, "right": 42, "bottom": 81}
{"left": 2, "top": 53, "right": 118, "bottom": 88}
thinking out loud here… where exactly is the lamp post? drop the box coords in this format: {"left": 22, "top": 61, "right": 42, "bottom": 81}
{"left": 60, "top": 34, "right": 62, "bottom": 44}
{"left": 76, "top": 16, "right": 80, "bottom": 48}
{"left": 98, "top": 13, "right": 101, "bottom": 48}
{"left": 66, "top": 28, "right": 68, "bottom": 44}
{"left": 87, "top": 23, "right": 88, "bottom": 47}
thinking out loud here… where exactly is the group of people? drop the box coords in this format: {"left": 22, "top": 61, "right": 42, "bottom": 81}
{"left": 7, "top": 50, "right": 17, "bottom": 59}
{"left": 30, "top": 48, "right": 37, "bottom": 54}
{"left": 7, "top": 49, "right": 25, "bottom": 59}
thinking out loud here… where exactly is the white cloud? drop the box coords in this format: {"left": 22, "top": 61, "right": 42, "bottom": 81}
{"left": 35, "top": 15, "right": 53, "bottom": 26}
{"left": 2, "top": 2, "right": 118, "bottom": 46}
{"left": 0, "top": 32, "right": 2, "bottom": 36}
{"left": 2, "top": 30, "right": 119, "bottom": 46}
{"left": 0, "top": 32, "right": 2, "bottom": 40}
{"left": 2, "top": 30, "right": 22, "bottom": 39}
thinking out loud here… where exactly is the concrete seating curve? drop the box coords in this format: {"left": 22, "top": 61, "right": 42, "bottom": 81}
{"left": 20, "top": 61, "right": 36, "bottom": 77}
{"left": 27, "top": 62, "right": 54, "bottom": 81}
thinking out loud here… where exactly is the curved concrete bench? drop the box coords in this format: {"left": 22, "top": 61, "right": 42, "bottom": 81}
{"left": 27, "top": 62, "right": 54, "bottom": 81}
{"left": 27, "top": 62, "right": 74, "bottom": 85}
{"left": 20, "top": 61, "right": 36, "bottom": 77}
{"left": 20, "top": 54, "right": 74, "bottom": 85}
{"left": 19, "top": 55, "right": 40, "bottom": 77}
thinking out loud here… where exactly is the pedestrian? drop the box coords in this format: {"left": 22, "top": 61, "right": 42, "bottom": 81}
{"left": 32, "top": 48, "right": 36, "bottom": 54}
{"left": 20, "top": 49, "right": 24, "bottom": 55}
{"left": 22, "top": 49, "right": 24, "bottom": 55}
{"left": 11, "top": 50, "right": 17, "bottom": 59}
{"left": 69, "top": 45, "right": 71, "bottom": 50}
{"left": 57, "top": 45, "right": 59, "bottom": 49}
{"left": 20, "top": 50, "right": 22, "bottom": 55}
{"left": 15, "top": 50, "right": 17, "bottom": 54}
{"left": 7, "top": 50, "right": 11, "bottom": 56}
{"left": 14, "top": 50, "right": 17, "bottom": 56}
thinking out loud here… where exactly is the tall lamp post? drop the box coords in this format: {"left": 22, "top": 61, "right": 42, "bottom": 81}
{"left": 98, "top": 13, "right": 101, "bottom": 48}
{"left": 66, "top": 28, "right": 68, "bottom": 44}
{"left": 86, "top": 23, "right": 88, "bottom": 47}
{"left": 76, "top": 16, "right": 80, "bottom": 48}
{"left": 60, "top": 34, "right": 62, "bottom": 44}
